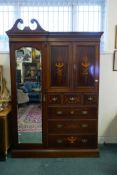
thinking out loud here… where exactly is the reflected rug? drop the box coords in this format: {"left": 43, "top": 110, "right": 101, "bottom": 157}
{"left": 18, "top": 104, "right": 42, "bottom": 132}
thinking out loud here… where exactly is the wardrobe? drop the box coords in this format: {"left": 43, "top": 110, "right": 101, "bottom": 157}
{"left": 6, "top": 19, "right": 103, "bottom": 157}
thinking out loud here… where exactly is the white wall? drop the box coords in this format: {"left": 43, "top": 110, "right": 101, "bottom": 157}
{"left": 99, "top": 53, "right": 117, "bottom": 143}
{"left": 1, "top": 0, "right": 117, "bottom": 143}
{"left": 98, "top": 0, "right": 117, "bottom": 143}
{"left": 105, "top": 0, "right": 117, "bottom": 52}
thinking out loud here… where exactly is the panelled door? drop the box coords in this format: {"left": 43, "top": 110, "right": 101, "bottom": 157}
{"left": 47, "top": 42, "right": 72, "bottom": 92}
{"left": 73, "top": 42, "right": 99, "bottom": 92}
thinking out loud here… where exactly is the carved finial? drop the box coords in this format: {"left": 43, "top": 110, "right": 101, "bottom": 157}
{"left": 6, "top": 18, "right": 47, "bottom": 34}
{"left": 10, "top": 18, "right": 23, "bottom": 31}
{"left": 30, "top": 19, "right": 46, "bottom": 32}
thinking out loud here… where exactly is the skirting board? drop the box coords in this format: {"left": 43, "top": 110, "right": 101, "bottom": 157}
{"left": 98, "top": 136, "right": 117, "bottom": 144}
{"left": 12, "top": 149, "right": 99, "bottom": 158}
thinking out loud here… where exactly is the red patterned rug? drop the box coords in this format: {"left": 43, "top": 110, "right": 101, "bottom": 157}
{"left": 18, "top": 104, "right": 42, "bottom": 132}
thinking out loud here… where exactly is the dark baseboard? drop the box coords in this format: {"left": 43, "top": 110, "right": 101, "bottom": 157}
{"left": 12, "top": 148, "right": 99, "bottom": 158}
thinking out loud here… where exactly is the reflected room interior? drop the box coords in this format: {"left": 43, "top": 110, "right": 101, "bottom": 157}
{"left": 16, "top": 47, "right": 42, "bottom": 143}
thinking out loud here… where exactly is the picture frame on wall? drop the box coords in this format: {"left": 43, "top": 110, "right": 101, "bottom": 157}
{"left": 113, "top": 50, "right": 117, "bottom": 71}
{"left": 115, "top": 25, "right": 117, "bottom": 49}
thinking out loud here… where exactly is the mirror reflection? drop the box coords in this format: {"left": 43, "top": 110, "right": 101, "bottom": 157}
{"left": 15, "top": 47, "right": 42, "bottom": 143}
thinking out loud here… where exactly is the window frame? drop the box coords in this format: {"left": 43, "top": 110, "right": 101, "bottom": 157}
{"left": 0, "top": 0, "right": 106, "bottom": 52}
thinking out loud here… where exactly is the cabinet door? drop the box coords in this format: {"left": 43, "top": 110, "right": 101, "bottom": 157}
{"left": 73, "top": 42, "right": 99, "bottom": 91}
{"left": 47, "top": 42, "right": 72, "bottom": 91}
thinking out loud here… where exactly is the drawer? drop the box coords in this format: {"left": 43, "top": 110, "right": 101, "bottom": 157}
{"left": 48, "top": 134, "right": 97, "bottom": 148}
{"left": 83, "top": 94, "right": 98, "bottom": 105}
{"left": 63, "top": 94, "right": 82, "bottom": 105}
{"left": 48, "top": 120, "right": 97, "bottom": 133}
{"left": 47, "top": 94, "right": 61, "bottom": 104}
{"left": 48, "top": 107, "right": 97, "bottom": 119}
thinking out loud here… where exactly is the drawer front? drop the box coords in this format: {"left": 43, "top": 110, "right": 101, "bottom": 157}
{"left": 47, "top": 94, "right": 82, "bottom": 105}
{"left": 47, "top": 94, "right": 61, "bottom": 104}
{"left": 48, "top": 135, "right": 97, "bottom": 148}
{"left": 63, "top": 94, "right": 82, "bottom": 105}
{"left": 83, "top": 94, "right": 98, "bottom": 105}
{"left": 48, "top": 107, "right": 97, "bottom": 119}
{"left": 47, "top": 93, "right": 98, "bottom": 105}
{"left": 48, "top": 120, "right": 97, "bottom": 133}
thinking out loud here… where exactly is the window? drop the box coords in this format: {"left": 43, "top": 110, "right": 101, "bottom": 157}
{"left": 76, "top": 5, "right": 101, "bottom": 31}
{"left": 20, "top": 6, "right": 72, "bottom": 31}
{"left": 0, "top": 5, "right": 15, "bottom": 51}
{"left": 0, "top": 0, "right": 106, "bottom": 51}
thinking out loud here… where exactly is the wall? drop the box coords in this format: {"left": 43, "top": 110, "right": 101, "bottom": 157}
{"left": 0, "top": 0, "right": 117, "bottom": 143}
{"left": 99, "top": 53, "right": 117, "bottom": 143}
{"left": 98, "top": 0, "right": 117, "bottom": 143}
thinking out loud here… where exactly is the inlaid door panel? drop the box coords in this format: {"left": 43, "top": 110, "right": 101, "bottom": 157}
{"left": 73, "top": 42, "right": 99, "bottom": 90}
{"left": 47, "top": 43, "right": 72, "bottom": 90}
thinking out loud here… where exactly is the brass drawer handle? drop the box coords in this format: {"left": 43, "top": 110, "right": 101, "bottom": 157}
{"left": 70, "top": 111, "right": 75, "bottom": 115}
{"left": 57, "top": 111, "right": 63, "bottom": 115}
{"left": 81, "top": 139, "right": 88, "bottom": 143}
{"left": 88, "top": 96, "right": 93, "bottom": 101}
{"left": 81, "top": 111, "right": 88, "bottom": 115}
{"left": 52, "top": 97, "right": 57, "bottom": 102}
{"left": 69, "top": 97, "right": 75, "bottom": 101}
{"left": 56, "top": 139, "right": 63, "bottom": 144}
{"left": 57, "top": 124, "right": 63, "bottom": 128}
{"left": 95, "top": 79, "right": 98, "bottom": 82}
{"left": 81, "top": 124, "right": 88, "bottom": 128}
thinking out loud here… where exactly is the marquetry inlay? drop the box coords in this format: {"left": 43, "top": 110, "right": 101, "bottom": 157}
{"left": 65, "top": 136, "right": 78, "bottom": 144}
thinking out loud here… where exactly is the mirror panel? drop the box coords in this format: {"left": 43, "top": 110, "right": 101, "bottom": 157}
{"left": 15, "top": 47, "right": 42, "bottom": 143}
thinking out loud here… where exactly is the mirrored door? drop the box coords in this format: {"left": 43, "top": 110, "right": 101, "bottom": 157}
{"left": 15, "top": 47, "right": 42, "bottom": 143}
